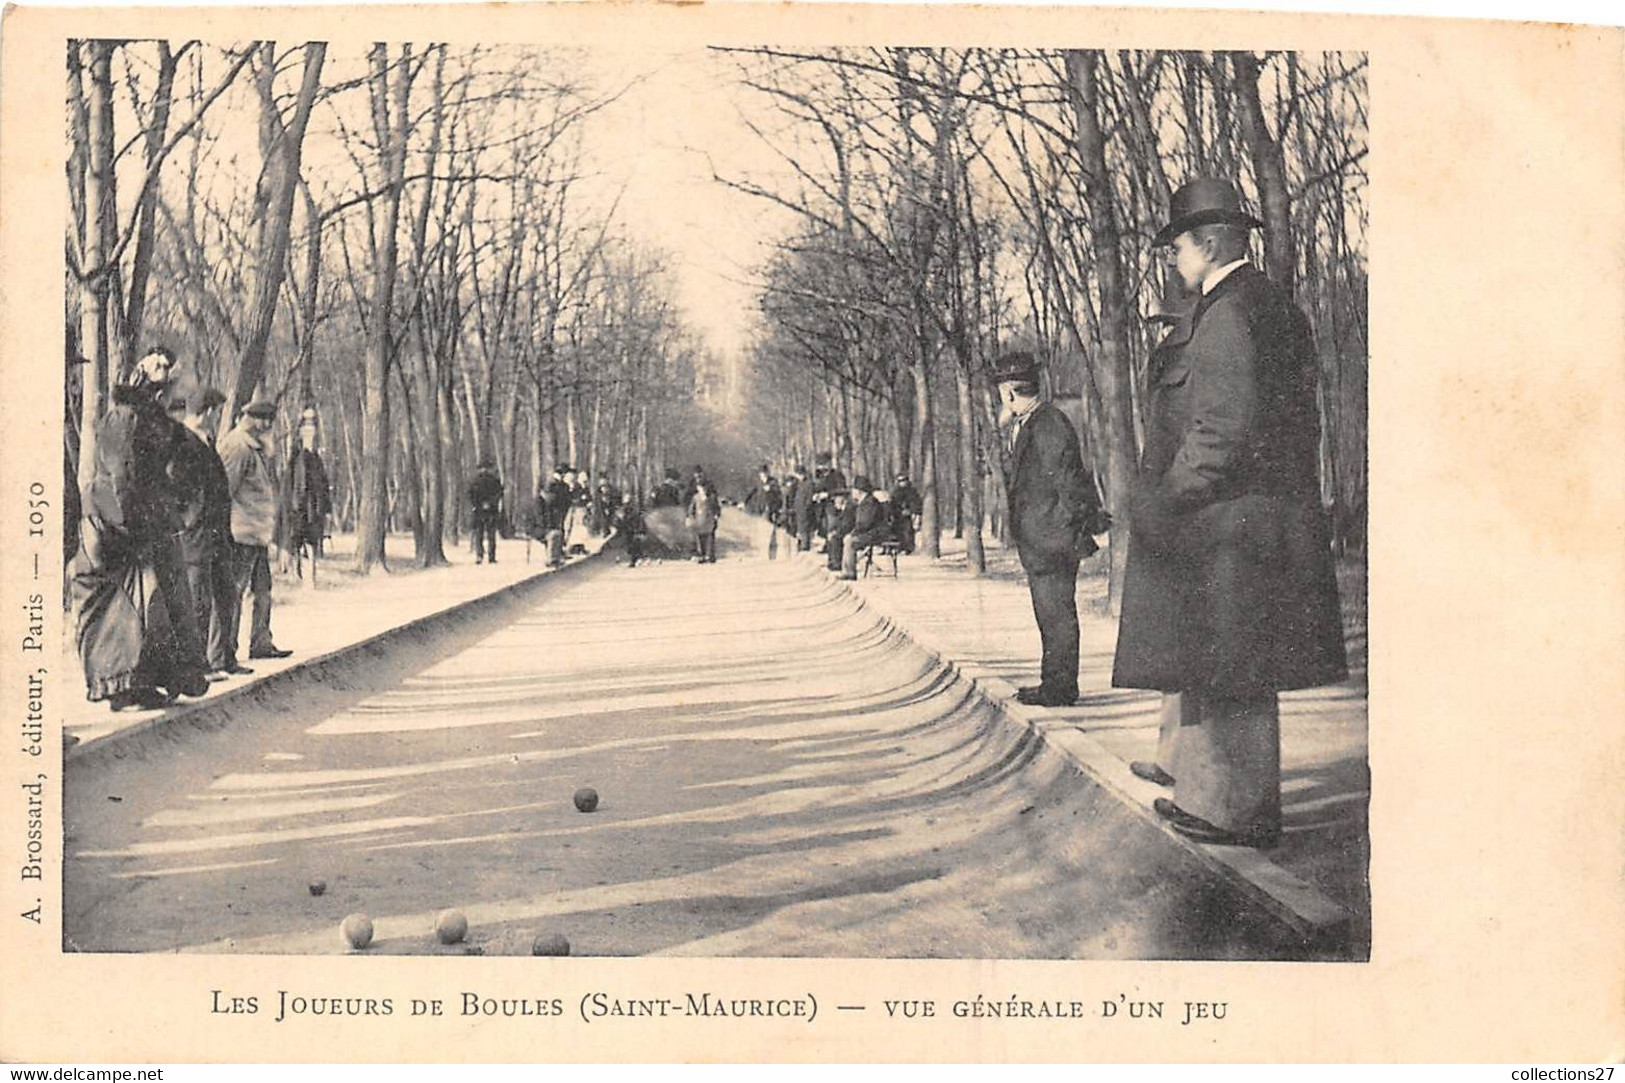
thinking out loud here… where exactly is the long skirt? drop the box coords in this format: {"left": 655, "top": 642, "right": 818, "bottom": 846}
{"left": 73, "top": 520, "right": 207, "bottom": 700}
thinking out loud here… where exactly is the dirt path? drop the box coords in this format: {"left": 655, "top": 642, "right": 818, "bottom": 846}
{"left": 64, "top": 514, "right": 1317, "bottom": 959}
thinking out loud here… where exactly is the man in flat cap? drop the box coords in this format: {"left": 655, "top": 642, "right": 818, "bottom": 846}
{"left": 1113, "top": 177, "right": 1346, "bottom": 847}
{"left": 994, "top": 349, "right": 1102, "bottom": 707}
{"left": 218, "top": 399, "right": 292, "bottom": 662}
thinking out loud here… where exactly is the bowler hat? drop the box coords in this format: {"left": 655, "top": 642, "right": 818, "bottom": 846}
{"left": 244, "top": 399, "right": 277, "bottom": 419}
{"left": 989, "top": 350, "right": 1040, "bottom": 384}
{"left": 1153, "top": 177, "right": 1264, "bottom": 247}
{"left": 851, "top": 475, "right": 872, "bottom": 492}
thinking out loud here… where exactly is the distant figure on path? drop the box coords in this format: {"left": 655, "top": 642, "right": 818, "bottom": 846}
{"left": 651, "top": 467, "right": 684, "bottom": 509}
{"left": 687, "top": 480, "right": 721, "bottom": 563}
{"left": 889, "top": 472, "right": 921, "bottom": 554}
{"left": 283, "top": 406, "right": 331, "bottom": 579}
{"left": 615, "top": 494, "right": 646, "bottom": 567}
{"left": 467, "top": 457, "right": 503, "bottom": 564}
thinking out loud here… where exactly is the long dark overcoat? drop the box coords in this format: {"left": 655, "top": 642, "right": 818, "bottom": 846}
{"left": 1006, "top": 402, "right": 1100, "bottom": 575}
{"left": 73, "top": 385, "right": 199, "bottom": 698}
{"left": 1112, "top": 264, "right": 1346, "bottom": 697}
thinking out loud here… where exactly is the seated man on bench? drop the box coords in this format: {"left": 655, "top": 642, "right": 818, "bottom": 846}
{"left": 837, "top": 475, "right": 889, "bottom": 580}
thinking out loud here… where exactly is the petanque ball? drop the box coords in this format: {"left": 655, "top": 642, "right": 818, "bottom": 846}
{"left": 435, "top": 909, "right": 468, "bottom": 945}
{"left": 572, "top": 787, "right": 599, "bottom": 813}
{"left": 341, "top": 913, "right": 374, "bottom": 950}
{"left": 308, "top": 879, "right": 327, "bottom": 897}
{"left": 532, "top": 933, "right": 571, "bottom": 956}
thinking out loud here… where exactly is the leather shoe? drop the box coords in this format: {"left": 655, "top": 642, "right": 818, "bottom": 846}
{"left": 1153, "top": 797, "right": 1279, "bottom": 848}
{"left": 109, "top": 687, "right": 177, "bottom": 712}
{"left": 216, "top": 664, "right": 254, "bottom": 677}
{"left": 249, "top": 647, "right": 293, "bottom": 659}
{"left": 174, "top": 673, "right": 211, "bottom": 698}
{"left": 1130, "top": 760, "right": 1176, "bottom": 787}
{"left": 1015, "top": 685, "right": 1078, "bottom": 707}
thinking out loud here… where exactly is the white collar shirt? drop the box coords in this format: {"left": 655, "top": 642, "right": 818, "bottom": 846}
{"left": 1203, "top": 258, "right": 1250, "bottom": 295}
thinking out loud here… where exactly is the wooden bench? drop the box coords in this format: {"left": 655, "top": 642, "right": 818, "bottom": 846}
{"left": 860, "top": 539, "right": 902, "bottom": 578}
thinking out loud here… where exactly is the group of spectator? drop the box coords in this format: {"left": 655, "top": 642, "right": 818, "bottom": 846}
{"left": 646, "top": 465, "right": 721, "bottom": 563}
{"left": 744, "top": 458, "right": 922, "bottom": 580}
{"left": 73, "top": 348, "right": 315, "bottom": 713}
{"left": 463, "top": 462, "right": 629, "bottom": 567}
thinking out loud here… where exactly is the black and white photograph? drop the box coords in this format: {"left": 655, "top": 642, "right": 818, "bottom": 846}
{"left": 56, "top": 39, "right": 1369, "bottom": 961}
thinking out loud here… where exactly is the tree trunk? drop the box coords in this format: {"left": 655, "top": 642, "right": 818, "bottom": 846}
{"left": 1065, "top": 50, "right": 1139, "bottom": 614}
{"left": 355, "top": 44, "right": 411, "bottom": 573}
{"left": 220, "top": 42, "right": 327, "bottom": 431}
{"left": 1231, "top": 51, "right": 1296, "bottom": 295}
{"left": 910, "top": 333, "right": 940, "bottom": 559}
{"left": 120, "top": 42, "right": 179, "bottom": 375}
{"left": 297, "top": 184, "right": 322, "bottom": 406}
{"left": 952, "top": 359, "right": 985, "bottom": 572}
{"left": 76, "top": 41, "right": 118, "bottom": 488}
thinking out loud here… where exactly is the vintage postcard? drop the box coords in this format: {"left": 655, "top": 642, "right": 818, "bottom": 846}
{"left": 0, "top": 0, "right": 1620, "bottom": 1064}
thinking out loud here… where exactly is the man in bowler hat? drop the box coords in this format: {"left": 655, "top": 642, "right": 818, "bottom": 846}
{"left": 1112, "top": 177, "right": 1346, "bottom": 847}
{"left": 993, "top": 349, "right": 1101, "bottom": 707}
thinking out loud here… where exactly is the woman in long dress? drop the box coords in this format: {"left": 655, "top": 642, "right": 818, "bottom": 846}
{"left": 73, "top": 349, "right": 210, "bottom": 711}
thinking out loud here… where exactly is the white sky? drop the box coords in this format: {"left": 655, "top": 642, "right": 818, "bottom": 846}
{"left": 576, "top": 47, "right": 794, "bottom": 363}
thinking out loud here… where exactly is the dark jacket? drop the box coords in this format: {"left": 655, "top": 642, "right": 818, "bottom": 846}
{"left": 82, "top": 384, "right": 183, "bottom": 544}
{"left": 284, "top": 447, "right": 332, "bottom": 549}
{"left": 1005, "top": 401, "right": 1099, "bottom": 575}
{"left": 792, "top": 473, "right": 816, "bottom": 521}
{"left": 891, "top": 481, "right": 922, "bottom": 517}
{"left": 614, "top": 502, "right": 645, "bottom": 537}
{"left": 544, "top": 476, "right": 573, "bottom": 531}
{"left": 828, "top": 499, "right": 855, "bottom": 537}
{"left": 169, "top": 425, "right": 232, "bottom": 564}
{"left": 651, "top": 479, "right": 683, "bottom": 509}
{"left": 847, "top": 494, "right": 885, "bottom": 547}
{"left": 468, "top": 467, "right": 503, "bottom": 518}
{"left": 1112, "top": 264, "right": 1347, "bottom": 697}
